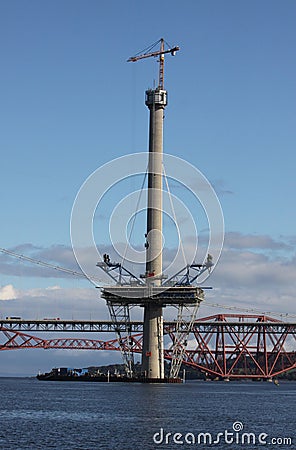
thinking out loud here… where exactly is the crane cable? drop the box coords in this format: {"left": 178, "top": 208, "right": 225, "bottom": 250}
{"left": 120, "top": 169, "right": 148, "bottom": 267}
{"left": 133, "top": 39, "right": 175, "bottom": 58}
{"left": 0, "top": 247, "right": 105, "bottom": 286}
{"left": 162, "top": 163, "right": 187, "bottom": 266}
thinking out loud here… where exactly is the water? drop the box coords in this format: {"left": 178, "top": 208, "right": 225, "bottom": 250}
{"left": 0, "top": 378, "right": 294, "bottom": 449}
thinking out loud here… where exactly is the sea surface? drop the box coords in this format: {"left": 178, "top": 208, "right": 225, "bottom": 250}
{"left": 0, "top": 377, "right": 294, "bottom": 449}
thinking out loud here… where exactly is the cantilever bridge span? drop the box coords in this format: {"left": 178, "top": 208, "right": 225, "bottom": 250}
{"left": 1, "top": 314, "right": 296, "bottom": 380}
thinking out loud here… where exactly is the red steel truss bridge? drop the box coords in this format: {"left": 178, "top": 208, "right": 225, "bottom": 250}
{"left": 1, "top": 314, "right": 296, "bottom": 380}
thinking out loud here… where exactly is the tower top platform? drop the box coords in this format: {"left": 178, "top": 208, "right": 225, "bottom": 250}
{"left": 145, "top": 88, "right": 167, "bottom": 108}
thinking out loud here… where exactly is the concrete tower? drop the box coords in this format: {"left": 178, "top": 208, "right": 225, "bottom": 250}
{"left": 99, "top": 39, "right": 207, "bottom": 382}
{"left": 127, "top": 40, "right": 178, "bottom": 379}
{"left": 141, "top": 87, "right": 167, "bottom": 379}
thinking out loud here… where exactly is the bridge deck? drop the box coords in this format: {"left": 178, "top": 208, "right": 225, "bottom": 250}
{"left": 1, "top": 319, "right": 296, "bottom": 333}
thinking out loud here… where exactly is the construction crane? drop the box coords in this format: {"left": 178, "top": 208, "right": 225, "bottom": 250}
{"left": 127, "top": 38, "right": 180, "bottom": 90}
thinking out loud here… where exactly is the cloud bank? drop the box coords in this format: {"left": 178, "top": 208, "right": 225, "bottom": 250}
{"left": 0, "top": 233, "right": 295, "bottom": 319}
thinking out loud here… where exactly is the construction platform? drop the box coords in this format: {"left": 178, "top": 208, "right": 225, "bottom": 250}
{"left": 100, "top": 285, "right": 204, "bottom": 306}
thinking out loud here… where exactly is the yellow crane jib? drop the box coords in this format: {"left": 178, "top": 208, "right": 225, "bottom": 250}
{"left": 127, "top": 38, "right": 180, "bottom": 90}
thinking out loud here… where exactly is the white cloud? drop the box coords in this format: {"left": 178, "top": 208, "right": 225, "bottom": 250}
{"left": 0, "top": 284, "right": 19, "bottom": 301}
{"left": 45, "top": 285, "right": 61, "bottom": 291}
{"left": 0, "top": 284, "right": 108, "bottom": 320}
{"left": 203, "top": 246, "right": 296, "bottom": 317}
{"left": 224, "top": 231, "right": 292, "bottom": 251}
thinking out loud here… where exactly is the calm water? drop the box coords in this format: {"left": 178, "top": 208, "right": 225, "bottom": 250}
{"left": 0, "top": 378, "right": 294, "bottom": 449}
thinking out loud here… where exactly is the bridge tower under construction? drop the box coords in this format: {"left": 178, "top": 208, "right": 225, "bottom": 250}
{"left": 97, "top": 39, "right": 212, "bottom": 381}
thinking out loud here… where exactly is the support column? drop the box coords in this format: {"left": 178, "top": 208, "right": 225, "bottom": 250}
{"left": 142, "top": 88, "right": 167, "bottom": 379}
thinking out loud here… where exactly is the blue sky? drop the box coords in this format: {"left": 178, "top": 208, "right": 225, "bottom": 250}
{"left": 0, "top": 0, "right": 296, "bottom": 375}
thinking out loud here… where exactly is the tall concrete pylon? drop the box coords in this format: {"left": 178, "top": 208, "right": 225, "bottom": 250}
{"left": 99, "top": 40, "right": 207, "bottom": 382}
{"left": 141, "top": 88, "right": 167, "bottom": 379}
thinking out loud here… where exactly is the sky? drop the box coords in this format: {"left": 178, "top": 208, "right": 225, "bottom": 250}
{"left": 0, "top": 0, "right": 296, "bottom": 375}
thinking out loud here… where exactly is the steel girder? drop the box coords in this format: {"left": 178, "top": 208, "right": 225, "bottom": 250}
{"left": 1, "top": 314, "right": 296, "bottom": 379}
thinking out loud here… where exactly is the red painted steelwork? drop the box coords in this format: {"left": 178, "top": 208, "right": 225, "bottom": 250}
{"left": 1, "top": 315, "right": 296, "bottom": 379}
